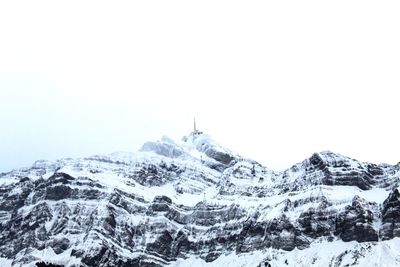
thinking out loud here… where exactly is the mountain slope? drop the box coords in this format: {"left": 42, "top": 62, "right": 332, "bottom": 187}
{"left": 0, "top": 133, "right": 399, "bottom": 267}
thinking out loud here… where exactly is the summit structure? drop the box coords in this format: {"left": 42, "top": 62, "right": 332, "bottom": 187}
{"left": 193, "top": 117, "right": 203, "bottom": 135}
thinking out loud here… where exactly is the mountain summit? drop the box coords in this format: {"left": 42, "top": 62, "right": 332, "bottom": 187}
{"left": 0, "top": 134, "right": 399, "bottom": 267}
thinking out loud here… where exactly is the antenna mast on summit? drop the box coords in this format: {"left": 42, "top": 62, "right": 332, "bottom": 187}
{"left": 193, "top": 117, "right": 203, "bottom": 135}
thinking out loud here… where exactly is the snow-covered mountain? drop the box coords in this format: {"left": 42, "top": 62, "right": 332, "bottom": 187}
{"left": 1, "top": 133, "right": 400, "bottom": 267}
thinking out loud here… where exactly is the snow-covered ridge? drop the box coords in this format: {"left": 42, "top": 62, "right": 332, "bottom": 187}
{"left": 0, "top": 133, "right": 399, "bottom": 267}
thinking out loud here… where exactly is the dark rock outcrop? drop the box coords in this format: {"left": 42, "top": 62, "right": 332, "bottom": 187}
{"left": 380, "top": 188, "right": 400, "bottom": 240}
{"left": 335, "top": 196, "right": 378, "bottom": 242}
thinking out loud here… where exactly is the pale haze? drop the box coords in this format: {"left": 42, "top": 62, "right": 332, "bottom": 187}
{"left": 0, "top": 1, "right": 399, "bottom": 173}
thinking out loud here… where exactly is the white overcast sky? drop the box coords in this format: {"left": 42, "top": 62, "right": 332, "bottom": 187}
{"left": 0, "top": 1, "right": 399, "bottom": 172}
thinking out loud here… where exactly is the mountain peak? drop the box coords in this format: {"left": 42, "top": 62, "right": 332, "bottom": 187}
{"left": 310, "top": 150, "right": 360, "bottom": 167}
{"left": 140, "top": 133, "right": 238, "bottom": 167}
{"left": 1, "top": 133, "right": 400, "bottom": 266}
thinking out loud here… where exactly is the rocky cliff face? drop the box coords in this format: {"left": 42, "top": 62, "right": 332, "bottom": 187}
{"left": 0, "top": 133, "right": 399, "bottom": 267}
